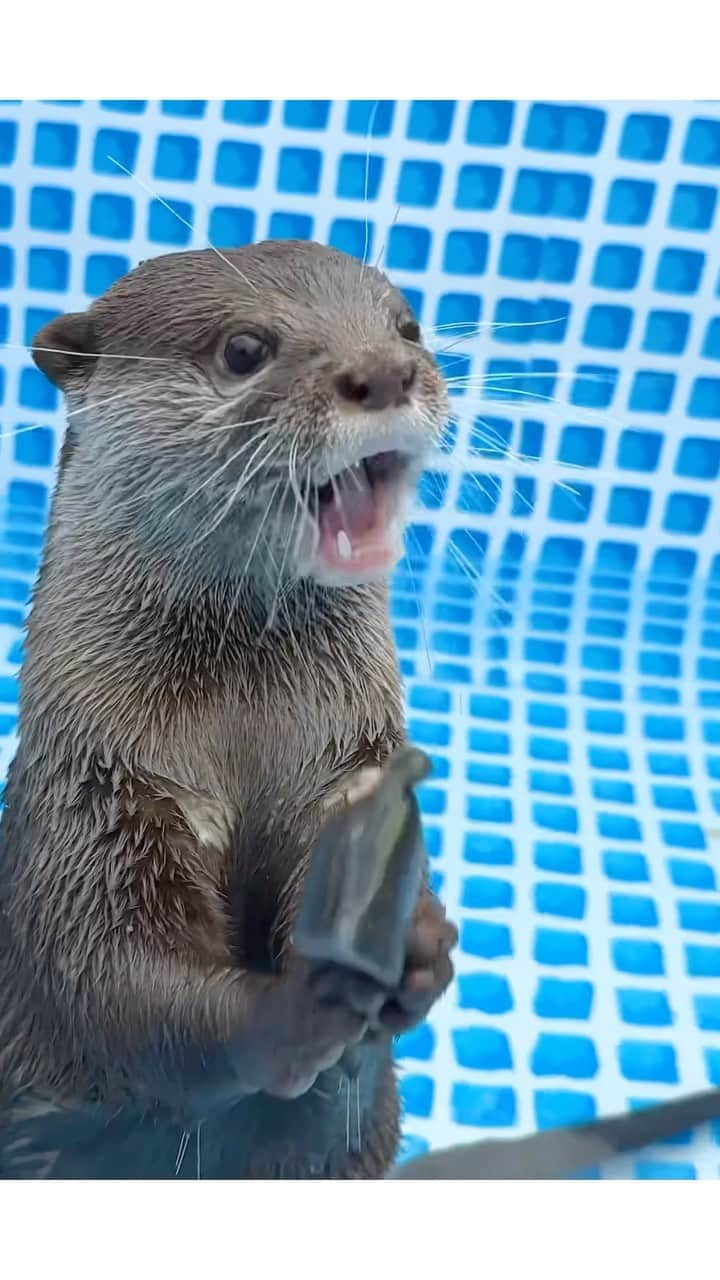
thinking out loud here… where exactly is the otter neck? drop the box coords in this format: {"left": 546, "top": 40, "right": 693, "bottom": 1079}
{"left": 22, "top": 457, "right": 402, "bottom": 764}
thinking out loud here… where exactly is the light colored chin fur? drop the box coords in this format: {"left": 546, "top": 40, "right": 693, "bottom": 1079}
{"left": 304, "top": 543, "right": 405, "bottom": 589}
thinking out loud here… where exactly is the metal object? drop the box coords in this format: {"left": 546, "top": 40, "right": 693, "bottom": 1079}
{"left": 390, "top": 1087, "right": 720, "bottom": 1180}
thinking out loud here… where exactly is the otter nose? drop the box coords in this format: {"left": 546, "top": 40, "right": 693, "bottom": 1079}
{"left": 335, "top": 360, "right": 416, "bottom": 411}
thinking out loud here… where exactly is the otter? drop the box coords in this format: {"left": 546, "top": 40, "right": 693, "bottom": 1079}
{"left": 0, "top": 240, "right": 457, "bottom": 1179}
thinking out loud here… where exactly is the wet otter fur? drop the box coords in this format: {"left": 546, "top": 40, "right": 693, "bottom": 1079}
{"left": 0, "top": 240, "right": 456, "bottom": 1178}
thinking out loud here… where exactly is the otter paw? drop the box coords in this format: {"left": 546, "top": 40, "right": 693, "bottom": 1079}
{"left": 259, "top": 955, "right": 385, "bottom": 1100}
{"left": 378, "top": 889, "right": 458, "bottom": 1034}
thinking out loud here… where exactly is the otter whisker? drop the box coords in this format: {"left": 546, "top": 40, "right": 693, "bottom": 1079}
{"left": 446, "top": 369, "right": 614, "bottom": 384}
{"left": 258, "top": 527, "right": 281, "bottom": 577}
{"left": 68, "top": 384, "right": 163, "bottom": 419}
{"left": 291, "top": 462, "right": 322, "bottom": 633}
{"left": 446, "top": 381, "right": 622, "bottom": 432}
{"left": 266, "top": 450, "right": 306, "bottom": 631}
{"left": 445, "top": 404, "right": 602, "bottom": 477}
{"left": 344, "top": 465, "right": 366, "bottom": 495}
{"left": 214, "top": 475, "right": 285, "bottom": 661}
{"left": 262, "top": 485, "right": 294, "bottom": 632}
{"left": 424, "top": 320, "right": 488, "bottom": 335}
{"left": 329, "top": 473, "right": 352, "bottom": 539}
{"left": 196, "top": 391, "right": 284, "bottom": 438}
{"left": 467, "top": 470, "right": 506, "bottom": 506}
{"left": 415, "top": 399, "right": 446, "bottom": 447}
{"left": 285, "top": 436, "right": 306, "bottom": 514}
{"left": 198, "top": 412, "right": 277, "bottom": 438}
{"left": 0, "top": 385, "right": 164, "bottom": 445}
{"left": 427, "top": 434, "right": 543, "bottom": 516}
{"left": 232, "top": 477, "right": 283, "bottom": 584}
{"left": 444, "top": 538, "right": 509, "bottom": 614}
{"left": 423, "top": 322, "right": 493, "bottom": 344}
{"left": 204, "top": 423, "right": 277, "bottom": 466}
{"left": 159, "top": 439, "right": 260, "bottom": 526}
{"left": 281, "top": 448, "right": 314, "bottom": 617}
{"left": 222, "top": 434, "right": 285, "bottom": 502}
{"left": 374, "top": 204, "right": 401, "bottom": 270}
{"left": 235, "top": 475, "right": 283, "bottom": 575}
{"left": 446, "top": 383, "right": 608, "bottom": 420}
{"left": 428, "top": 315, "right": 571, "bottom": 336}
{"left": 404, "top": 527, "right": 434, "bottom": 680}
{"left": 444, "top": 534, "right": 487, "bottom": 585}
{"left": 281, "top": 457, "right": 322, "bottom": 670}
{"left": 243, "top": 441, "right": 304, "bottom": 633}
{"left": 510, "top": 480, "right": 538, "bottom": 516}
{"left": 445, "top": 425, "right": 599, "bottom": 481}
{"left": 106, "top": 155, "right": 259, "bottom": 296}
{"left": 160, "top": 429, "right": 278, "bottom": 528}
{"left": 196, "top": 407, "right": 278, "bottom": 437}
{"left": 446, "top": 547, "right": 501, "bottom": 610}
{"left": 200, "top": 435, "right": 285, "bottom": 542}
{"left": 355, "top": 1077, "right": 362, "bottom": 1154}
{"left": 360, "top": 100, "right": 381, "bottom": 271}
{"left": 292, "top": 459, "right": 314, "bottom": 567}
{"left": 201, "top": 402, "right": 285, "bottom": 436}
{"left": 9, "top": 341, "right": 173, "bottom": 365}
{"left": 448, "top": 414, "right": 519, "bottom": 463}
{"left": 449, "top": 410, "right": 509, "bottom": 453}
{"left": 427, "top": 312, "right": 572, "bottom": 351}
{"left": 254, "top": 532, "right": 288, "bottom": 639}
{"left": 444, "top": 415, "right": 584, "bottom": 506}
{"left": 0, "top": 422, "right": 63, "bottom": 444}
{"left": 175, "top": 1128, "right": 190, "bottom": 1176}
{"left": 292, "top": 462, "right": 321, "bottom": 615}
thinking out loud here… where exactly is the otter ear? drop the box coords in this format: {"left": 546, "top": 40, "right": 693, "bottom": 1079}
{"left": 31, "top": 312, "right": 96, "bottom": 390}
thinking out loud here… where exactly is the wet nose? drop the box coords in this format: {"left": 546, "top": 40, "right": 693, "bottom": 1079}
{"left": 335, "top": 359, "right": 416, "bottom": 411}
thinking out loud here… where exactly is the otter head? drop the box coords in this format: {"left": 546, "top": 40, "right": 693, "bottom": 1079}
{"left": 32, "top": 241, "right": 448, "bottom": 592}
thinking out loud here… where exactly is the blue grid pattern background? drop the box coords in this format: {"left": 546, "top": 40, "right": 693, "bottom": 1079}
{"left": 2, "top": 99, "right": 720, "bottom": 1178}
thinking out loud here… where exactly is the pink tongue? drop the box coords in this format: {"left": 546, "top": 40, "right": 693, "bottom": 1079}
{"left": 317, "top": 464, "right": 395, "bottom": 572}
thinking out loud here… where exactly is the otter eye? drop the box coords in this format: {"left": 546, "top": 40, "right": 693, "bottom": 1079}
{"left": 397, "top": 314, "right": 421, "bottom": 344}
{"left": 224, "top": 333, "right": 271, "bottom": 376}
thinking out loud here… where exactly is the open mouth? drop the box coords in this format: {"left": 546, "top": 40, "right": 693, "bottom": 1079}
{"left": 308, "top": 449, "right": 413, "bottom": 579}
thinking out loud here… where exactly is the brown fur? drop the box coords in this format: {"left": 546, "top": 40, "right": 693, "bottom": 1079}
{"left": 0, "top": 241, "right": 449, "bottom": 1178}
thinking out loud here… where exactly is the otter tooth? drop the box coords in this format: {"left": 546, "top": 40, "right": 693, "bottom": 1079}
{"left": 337, "top": 530, "right": 352, "bottom": 560}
